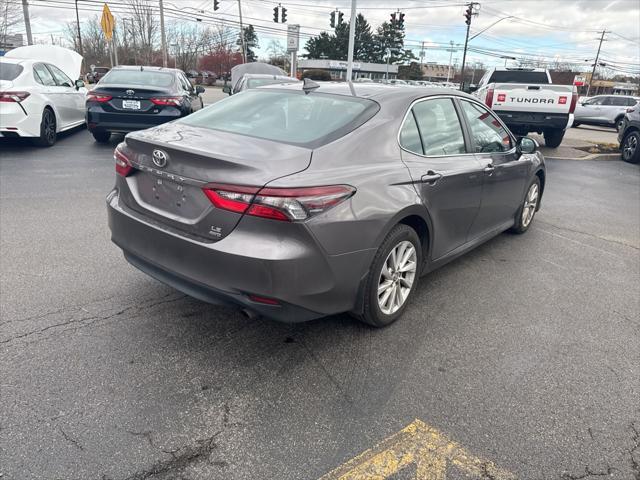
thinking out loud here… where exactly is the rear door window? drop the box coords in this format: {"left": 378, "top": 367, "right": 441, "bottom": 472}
{"left": 33, "top": 63, "right": 56, "bottom": 86}
{"left": 411, "top": 98, "right": 466, "bottom": 156}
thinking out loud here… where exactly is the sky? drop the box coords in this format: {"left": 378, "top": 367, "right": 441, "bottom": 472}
{"left": 14, "top": 0, "right": 640, "bottom": 76}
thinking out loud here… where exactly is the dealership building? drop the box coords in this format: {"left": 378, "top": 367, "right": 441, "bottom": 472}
{"left": 297, "top": 59, "right": 398, "bottom": 80}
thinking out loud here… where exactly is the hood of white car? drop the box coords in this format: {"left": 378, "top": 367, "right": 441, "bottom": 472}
{"left": 5, "top": 45, "right": 83, "bottom": 81}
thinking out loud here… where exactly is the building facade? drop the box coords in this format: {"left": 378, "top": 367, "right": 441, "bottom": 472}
{"left": 0, "top": 34, "right": 24, "bottom": 56}
{"left": 297, "top": 59, "right": 398, "bottom": 80}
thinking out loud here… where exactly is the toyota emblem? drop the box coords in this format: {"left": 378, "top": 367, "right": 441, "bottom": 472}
{"left": 152, "top": 149, "right": 168, "bottom": 168}
{"left": 126, "top": 89, "right": 135, "bottom": 96}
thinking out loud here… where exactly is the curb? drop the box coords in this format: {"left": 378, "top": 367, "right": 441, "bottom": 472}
{"left": 545, "top": 152, "right": 620, "bottom": 161}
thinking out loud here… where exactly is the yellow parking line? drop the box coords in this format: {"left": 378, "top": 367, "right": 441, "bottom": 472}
{"left": 319, "top": 419, "right": 516, "bottom": 480}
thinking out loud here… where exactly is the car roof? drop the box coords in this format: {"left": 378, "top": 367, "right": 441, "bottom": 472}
{"left": 264, "top": 81, "right": 477, "bottom": 102}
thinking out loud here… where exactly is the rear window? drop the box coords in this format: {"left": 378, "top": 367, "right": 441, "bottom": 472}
{"left": 100, "top": 69, "right": 174, "bottom": 87}
{"left": 488, "top": 70, "right": 549, "bottom": 84}
{"left": 0, "top": 63, "right": 24, "bottom": 81}
{"left": 247, "top": 78, "right": 298, "bottom": 89}
{"left": 179, "top": 89, "right": 379, "bottom": 147}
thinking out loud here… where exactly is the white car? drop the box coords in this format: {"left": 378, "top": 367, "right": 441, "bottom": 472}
{"left": 0, "top": 47, "right": 86, "bottom": 146}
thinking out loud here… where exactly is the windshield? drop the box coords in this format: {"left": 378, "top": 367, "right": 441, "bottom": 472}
{"left": 488, "top": 71, "right": 549, "bottom": 84}
{"left": 247, "top": 78, "right": 299, "bottom": 89}
{"left": 179, "top": 89, "right": 379, "bottom": 147}
{"left": 100, "top": 69, "right": 174, "bottom": 87}
{"left": 0, "top": 63, "right": 24, "bottom": 81}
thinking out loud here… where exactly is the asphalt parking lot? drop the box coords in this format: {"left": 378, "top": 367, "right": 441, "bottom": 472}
{"left": 1, "top": 128, "right": 639, "bottom": 479}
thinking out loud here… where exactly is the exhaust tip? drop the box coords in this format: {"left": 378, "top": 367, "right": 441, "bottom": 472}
{"left": 241, "top": 308, "right": 261, "bottom": 321}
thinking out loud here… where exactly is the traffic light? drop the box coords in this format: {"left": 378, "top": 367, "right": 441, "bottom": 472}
{"left": 213, "top": 0, "right": 219, "bottom": 11}
{"left": 390, "top": 12, "right": 396, "bottom": 25}
{"left": 398, "top": 12, "right": 405, "bottom": 27}
{"left": 273, "top": 6, "right": 279, "bottom": 22}
{"left": 281, "top": 6, "right": 287, "bottom": 23}
{"left": 330, "top": 11, "right": 335, "bottom": 28}
{"left": 338, "top": 11, "right": 344, "bottom": 24}
{"left": 464, "top": 5, "right": 472, "bottom": 25}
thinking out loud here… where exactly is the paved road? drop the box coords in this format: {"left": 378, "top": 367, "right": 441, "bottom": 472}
{"left": 1, "top": 130, "right": 639, "bottom": 480}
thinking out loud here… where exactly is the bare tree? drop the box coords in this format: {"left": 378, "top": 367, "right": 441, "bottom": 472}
{"left": 167, "top": 23, "right": 212, "bottom": 71}
{"left": 266, "top": 39, "right": 287, "bottom": 69}
{"left": 64, "top": 16, "right": 109, "bottom": 69}
{"left": 0, "top": 0, "right": 22, "bottom": 47}
{"left": 130, "top": 0, "right": 158, "bottom": 64}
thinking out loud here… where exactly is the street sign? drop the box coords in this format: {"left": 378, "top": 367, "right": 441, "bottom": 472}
{"left": 287, "top": 24, "right": 300, "bottom": 52}
{"left": 574, "top": 75, "right": 586, "bottom": 87}
{"left": 101, "top": 3, "right": 115, "bottom": 41}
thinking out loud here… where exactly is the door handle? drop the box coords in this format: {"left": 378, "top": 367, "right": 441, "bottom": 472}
{"left": 421, "top": 171, "right": 442, "bottom": 185}
{"left": 483, "top": 164, "right": 495, "bottom": 175}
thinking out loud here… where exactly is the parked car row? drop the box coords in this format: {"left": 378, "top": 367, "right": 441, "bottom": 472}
{"left": 573, "top": 94, "right": 639, "bottom": 131}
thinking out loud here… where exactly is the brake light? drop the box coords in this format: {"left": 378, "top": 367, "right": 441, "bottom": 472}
{"left": 0, "top": 91, "right": 30, "bottom": 102}
{"left": 202, "top": 184, "right": 356, "bottom": 222}
{"left": 497, "top": 93, "right": 506, "bottom": 102}
{"left": 248, "top": 294, "right": 280, "bottom": 305}
{"left": 569, "top": 89, "right": 578, "bottom": 114}
{"left": 114, "top": 144, "right": 134, "bottom": 177}
{"left": 87, "top": 92, "right": 112, "bottom": 103}
{"left": 485, "top": 88, "right": 494, "bottom": 107}
{"left": 150, "top": 96, "right": 182, "bottom": 106}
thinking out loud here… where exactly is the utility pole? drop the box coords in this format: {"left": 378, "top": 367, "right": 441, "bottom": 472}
{"left": 446, "top": 41, "right": 454, "bottom": 82}
{"left": 238, "top": 0, "right": 247, "bottom": 63}
{"left": 586, "top": 29, "right": 609, "bottom": 97}
{"left": 159, "top": 0, "right": 168, "bottom": 67}
{"left": 74, "top": 0, "right": 83, "bottom": 57}
{"left": 420, "top": 41, "right": 425, "bottom": 77}
{"left": 21, "top": 0, "right": 33, "bottom": 45}
{"left": 345, "top": 0, "right": 356, "bottom": 82}
{"left": 459, "top": 2, "right": 479, "bottom": 90}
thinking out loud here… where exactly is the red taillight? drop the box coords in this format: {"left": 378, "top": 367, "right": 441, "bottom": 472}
{"left": 150, "top": 96, "right": 182, "bottom": 106}
{"left": 497, "top": 93, "right": 506, "bottom": 102}
{"left": 569, "top": 89, "right": 578, "bottom": 114}
{"left": 87, "top": 91, "right": 112, "bottom": 103}
{"left": 0, "top": 91, "right": 30, "bottom": 103}
{"left": 114, "top": 144, "right": 134, "bottom": 177}
{"left": 202, "top": 184, "right": 356, "bottom": 222}
{"left": 485, "top": 88, "right": 494, "bottom": 107}
{"left": 559, "top": 96, "right": 567, "bottom": 105}
{"left": 248, "top": 294, "right": 280, "bottom": 306}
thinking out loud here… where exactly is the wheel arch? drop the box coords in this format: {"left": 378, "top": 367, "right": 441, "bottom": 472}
{"left": 375, "top": 205, "right": 433, "bottom": 266}
{"left": 41, "top": 103, "right": 61, "bottom": 131}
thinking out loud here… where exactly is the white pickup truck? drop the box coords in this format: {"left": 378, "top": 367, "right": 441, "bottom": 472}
{"left": 473, "top": 67, "right": 578, "bottom": 147}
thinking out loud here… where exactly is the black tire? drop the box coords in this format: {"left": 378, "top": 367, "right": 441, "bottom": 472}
{"left": 354, "top": 224, "right": 422, "bottom": 327}
{"left": 510, "top": 176, "right": 541, "bottom": 234}
{"left": 572, "top": 122, "right": 580, "bottom": 128}
{"left": 543, "top": 128, "right": 565, "bottom": 148}
{"left": 34, "top": 108, "right": 57, "bottom": 147}
{"left": 615, "top": 116, "right": 624, "bottom": 132}
{"left": 92, "top": 131, "right": 111, "bottom": 143}
{"left": 621, "top": 130, "right": 640, "bottom": 164}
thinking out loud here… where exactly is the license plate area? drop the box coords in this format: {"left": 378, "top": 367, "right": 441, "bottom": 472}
{"left": 122, "top": 99, "right": 141, "bottom": 110}
{"left": 134, "top": 173, "right": 209, "bottom": 220}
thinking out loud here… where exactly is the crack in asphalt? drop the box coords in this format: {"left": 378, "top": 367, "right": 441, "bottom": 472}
{"left": 560, "top": 465, "right": 616, "bottom": 479}
{"left": 0, "top": 294, "right": 187, "bottom": 346}
{"left": 629, "top": 422, "right": 640, "bottom": 480}
{"left": 118, "top": 432, "right": 222, "bottom": 480}
{"left": 59, "top": 427, "right": 84, "bottom": 451}
{"left": 537, "top": 220, "right": 639, "bottom": 251}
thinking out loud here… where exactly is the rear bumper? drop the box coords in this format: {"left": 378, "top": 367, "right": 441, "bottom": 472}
{"left": 107, "top": 189, "right": 374, "bottom": 322}
{"left": 87, "top": 106, "right": 182, "bottom": 133}
{"left": 494, "top": 110, "right": 572, "bottom": 133}
{"left": 0, "top": 103, "right": 39, "bottom": 137}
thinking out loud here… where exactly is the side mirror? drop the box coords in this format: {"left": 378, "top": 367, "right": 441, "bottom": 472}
{"left": 518, "top": 136, "right": 538, "bottom": 155}
{"left": 222, "top": 85, "right": 231, "bottom": 95}
{"left": 75, "top": 79, "right": 85, "bottom": 90}
{"left": 196, "top": 85, "right": 205, "bottom": 94}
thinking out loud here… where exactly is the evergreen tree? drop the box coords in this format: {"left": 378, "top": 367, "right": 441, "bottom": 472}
{"left": 239, "top": 25, "right": 259, "bottom": 62}
{"left": 372, "top": 21, "right": 416, "bottom": 64}
{"left": 304, "top": 14, "right": 379, "bottom": 62}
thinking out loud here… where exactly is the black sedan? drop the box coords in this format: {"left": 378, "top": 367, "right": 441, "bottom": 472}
{"left": 86, "top": 66, "right": 205, "bottom": 143}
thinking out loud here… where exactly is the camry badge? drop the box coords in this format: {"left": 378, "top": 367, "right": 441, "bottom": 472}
{"left": 126, "top": 89, "right": 135, "bottom": 96}
{"left": 152, "top": 149, "right": 168, "bottom": 168}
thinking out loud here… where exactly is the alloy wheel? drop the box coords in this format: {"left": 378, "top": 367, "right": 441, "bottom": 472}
{"left": 44, "top": 111, "right": 56, "bottom": 144}
{"left": 623, "top": 134, "right": 637, "bottom": 162}
{"left": 377, "top": 240, "right": 417, "bottom": 315}
{"left": 521, "top": 183, "right": 539, "bottom": 228}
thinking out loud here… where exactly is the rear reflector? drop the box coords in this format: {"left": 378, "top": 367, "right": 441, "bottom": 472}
{"left": 0, "top": 91, "right": 30, "bottom": 103}
{"left": 114, "top": 144, "right": 134, "bottom": 177}
{"left": 248, "top": 294, "right": 280, "bottom": 306}
{"left": 203, "top": 184, "right": 356, "bottom": 222}
{"left": 150, "top": 96, "right": 182, "bottom": 106}
{"left": 558, "top": 96, "right": 567, "bottom": 105}
{"left": 87, "top": 92, "right": 112, "bottom": 103}
{"left": 497, "top": 93, "right": 506, "bottom": 102}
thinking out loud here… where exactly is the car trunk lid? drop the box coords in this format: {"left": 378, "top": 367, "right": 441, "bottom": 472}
{"left": 119, "top": 122, "right": 312, "bottom": 241}
{"left": 92, "top": 84, "right": 175, "bottom": 114}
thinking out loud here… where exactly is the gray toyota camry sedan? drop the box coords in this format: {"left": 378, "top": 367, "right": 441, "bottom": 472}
{"left": 107, "top": 82, "right": 545, "bottom": 327}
